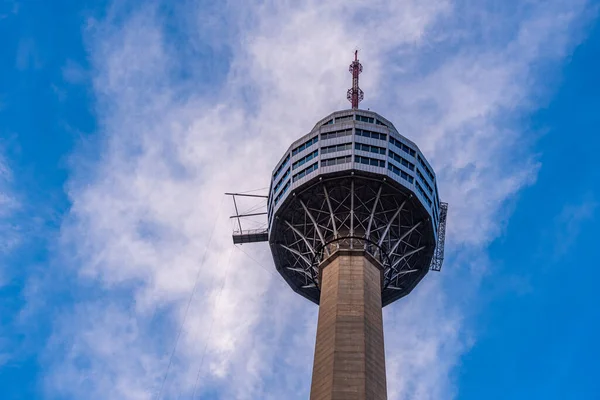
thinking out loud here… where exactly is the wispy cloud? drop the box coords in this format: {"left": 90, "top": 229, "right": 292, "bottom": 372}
{"left": 41, "top": 1, "right": 594, "bottom": 399}
{"left": 0, "top": 149, "right": 20, "bottom": 369}
{"left": 0, "top": 151, "right": 19, "bottom": 282}
{"left": 552, "top": 196, "right": 597, "bottom": 258}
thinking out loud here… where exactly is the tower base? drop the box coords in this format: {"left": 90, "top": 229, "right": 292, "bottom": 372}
{"left": 310, "top": 251, "right": 387, "bottom": 400}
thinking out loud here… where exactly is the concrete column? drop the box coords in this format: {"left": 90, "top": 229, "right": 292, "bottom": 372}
{"left": 310, "top": 253, "right": 387, "bottom": 400}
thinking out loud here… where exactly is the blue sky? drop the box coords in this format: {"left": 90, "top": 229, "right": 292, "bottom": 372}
{"left": 0, "top": 1, "right": 599, "bottom": 399}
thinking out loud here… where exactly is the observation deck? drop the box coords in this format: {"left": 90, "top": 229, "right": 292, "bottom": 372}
{"left": 267, "top": 109, "right": 447, "bottom": 306}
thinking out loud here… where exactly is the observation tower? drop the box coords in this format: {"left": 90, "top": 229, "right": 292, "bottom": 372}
{"left": 229, "top": 51, "right": 448, "bottom": 400}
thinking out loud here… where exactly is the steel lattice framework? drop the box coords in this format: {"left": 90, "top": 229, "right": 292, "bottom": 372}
{"left": 270, "top": 172, "right": 438, "bottom": 306}
{"left": 347, "top": 50, "right": 364, "bottom": 109}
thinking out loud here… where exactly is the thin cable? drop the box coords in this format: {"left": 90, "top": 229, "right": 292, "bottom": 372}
{"left": 187, "top": 245, "right": 287, "bottom": 398}
{"left": 188, "top": 245, "right": 283, "bottom": 399}
{"left": 238, "top": 187, "right": 269, "bottom": 194}
{"left": 234, "top": 244, "right": 288, "bottom": 287}
{"left": 153, "top": 195, "right": 226, "bottom": 400}
{"left": 188, "top": 247, "right": 234, "bottom": 400}
{"left": 240, "top": 199, "right": 268, "bottom": 215}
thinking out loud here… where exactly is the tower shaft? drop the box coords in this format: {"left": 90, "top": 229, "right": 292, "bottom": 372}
{"left": 310, "top": 252, "right": 387, "bottom": 400}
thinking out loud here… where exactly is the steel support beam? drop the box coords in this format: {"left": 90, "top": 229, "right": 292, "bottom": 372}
{"left": 232, "top": 195, "right": 243, "bottom": 233}
{"left": 286, "top": 267, "right": 313, "bottom": 279}
{"left": 378, "top": 200, "right": 406, "bottom": 247}
{"left": 281, "top": 244, "right": 313, "bottom": 267}
{"left": 300, "top": 199, "right": 327, "bottom": 249}
{"left": 388, "top": 221, "right": 422, "bottom": 256}
{"left": 388, "top": 269, "right": 418, "bottom": 282}
{"left": 323, "top": 185, "right": 338, "bottom": 239}
{"left": 390, "top": 246, "right": 425, "bottom": 270}
{"left": 285, "top": 220, "right": 316, "bottom": 256}
{"left": 365, "top": 185, "right": 383, "bottom": 238}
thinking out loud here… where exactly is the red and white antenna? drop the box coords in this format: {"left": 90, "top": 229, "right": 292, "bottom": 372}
{"left": 347, "top": 50, "right": 364, "bottom": 109}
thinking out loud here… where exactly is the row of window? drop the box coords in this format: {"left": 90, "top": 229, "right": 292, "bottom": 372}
{"left": 357, "top": 114, "right": 388, "bottom": 127}
{"left": 389, "top": 136, "right": 416, "bottom": 157}
{"left": 416, "top": 169, "right": 434, "bottom": 195}
{"left": 273, "top": 154, "right": 290, "bottom": 179}
{"left": 415, "top": 181, "right": 433, "bottom": 207}
{"left": 273, "top": 168, "right": 290, "bottom": 194}
{"left": 272, "top": 162, "right": 435, "bottom": 211}
{"left": 356, "top": 128, "right": 387, "bottom": 141}
{"left": 292, "top": 150, "right": 318, "bottom": 170}
{"left": 292, "top": 136, "right": 318, "bottom": 156}
{"left": 292, "top": 162, "right": 318, "bottom": 182}
{"left": 274, "top": 180, "right": 291, "bottom": 206}
{"left": 276, "top": 137, "right": 434, "bottom": 191}
{"left": 417, "top": 155, "right": 435, "bottom": 182}
{"left": 356, "top": 115, "right": 374, "bottom": 123}
{"left": 388, "top": 150, "right": 415, "bottom": 171}
{"left": 355, "top": 155, "right": 385, "bottom": 168}
{"left": 321, "top": 128, "right": 353, "bottom": 140}
{"left": 322, "top": 155, "right": 352, "bottom": 167}
{"left": 355, "top": 142, "right": 386, "bottom": 155}
{"left": 322, "top": 142, "right": 352, "bottom": 154}
{"left": 388, "top": 163, "right": 414, "bottom": 184}
{"left": 322, "top": 114, "right": 389, "bottom": 127}
{"left": 335, "top": 115, "right": 353, "bottom": 122}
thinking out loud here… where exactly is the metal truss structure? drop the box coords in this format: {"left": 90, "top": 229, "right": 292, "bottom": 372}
{"left": 347, "top": 50, "right": 364, "bottom": 109}
{"left": 227, "top": 192, "right": 269, "bottom": 244}
{"left": 270, "top": 172, "right": 439, "bottom": 306}
{"left": 429, "top": 201, "right": 448, "bottom": 272}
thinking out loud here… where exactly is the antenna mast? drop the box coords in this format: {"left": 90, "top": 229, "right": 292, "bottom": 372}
{"left": 347, "top": 50, "right": 364, "bottom": 109}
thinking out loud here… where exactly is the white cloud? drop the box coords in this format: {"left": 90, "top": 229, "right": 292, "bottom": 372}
{"left": 62, "top": 59, "right": 88, "bottom": 84}
{"left": 0, "top": 150, "right": 20, "bottom": 369}
{"left": 46, "top": 1, "right": 594, "bottom": 399}
{"left": 0, "top": 151, "right": 19, "bottom": 282}
{"left": 552, "top": 196, "right": 597, "bottom": 258}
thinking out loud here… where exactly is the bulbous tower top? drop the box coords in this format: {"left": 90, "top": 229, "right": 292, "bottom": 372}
{"left": 267, "top": 108, "right": 447, "bottom": 306}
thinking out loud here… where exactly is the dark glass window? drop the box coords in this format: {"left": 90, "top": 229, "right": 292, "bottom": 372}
{"left": 274, "top": 180, "right": 291, "bottom": 205}
{"left": 415, "top": 181, "right": 433, "bottom": 207}
{"left": 292, "top": 150, "right": 319, "bottom": 170}
{"left": 322, "top": 143, "right": 352, "bottom": 154}
{"left": 417, "top": 155, "right": 435, "bottom": 182}
{"left": 321, "top": 128, "right": 353, "bottom": 140}
{"left": 356, "top": 129, "right": 387, "bottom": 141}
{"left": 273, "top": 168, "right": 290, "bottom": 193}
{"left": 321, "top": 155, "right": 352, "bottom": 167}
{"left": 417, "top": 169, "right": 434, "bottom": 194}
{"left": 292, "top": 162, "right": 318, "bottom": 182}
{"left": 355, "top": 115, "right": 375, "bottom": 123}
{"left": 388, "top": 150, "right": 415, "bottom": 171}
{"left": 355, "top": 155, "right": 385, "bottom": 168}
{"left": 389, "top": 136, "right": 416, "bottom": 157}
{"left": 387, "top": 163, "right": 414, "bottom": 184}
{"left": 355, "top": 143, "right": 386, "bottom": 155}
{"left": 335, "top": 115, "right": 353, "bottom": 122}
{"left": 292, "top": 136, "right": 319, "bottom": 156}
{"left": 273, "top": 154, "right": 290, "bottom": 179}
